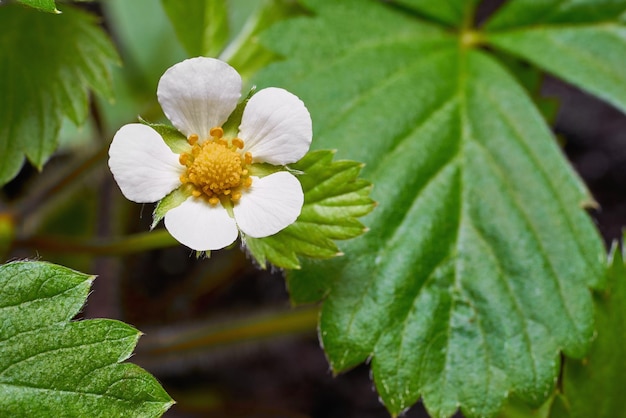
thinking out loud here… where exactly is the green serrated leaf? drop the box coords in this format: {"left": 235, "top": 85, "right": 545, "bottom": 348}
{"left": 244, "top": 150, "right": 374, "bottom": 271}
{"left": 0, "top": 5, "right": 119, "bottom": 185}
{"left": 485, "top": 2, "right": 626, "bottom": 114}
{"left": 549, "top": 243, "right": 625, "bottom": 418}
{"left": 484, "top": 0, "right": 626, "bottom": 30}
{"left": 0, "top": 261, "right": 173, "bottom": 416}
{"left": 255, "top": 0, "right": 605, "bottom": 416}
{"left": 15, "top": 0, "right": 59, "bottom": 13}
{"left": 161, "top": 0, "right": 229, "bottom": 57}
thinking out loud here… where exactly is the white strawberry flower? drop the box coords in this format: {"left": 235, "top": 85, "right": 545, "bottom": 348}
{"left": 108, "top": 57, "right": 312, "bottom": 251}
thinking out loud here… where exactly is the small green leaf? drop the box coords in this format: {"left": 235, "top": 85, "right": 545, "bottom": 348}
{"left": 161, "top": 0, "right": 229, "bottom": 57}
{"left": 485, "top": 3, "right": 626, "bottom": 114}
{"left": 15, "top": 0, "right": 59, "bottom": 13}
{"left": 256, "top": 0, "right": 605, "bottom": 416}
{"left": 0, "top": 5, "right": 119, "bottom": 186}
{"left": 549, "top": 242, "right": 626, "bottom": 418}
{"left": 244, "top": 150, "right": 374, "bottom": 271}
{"left": 0, "top": 261, "right": 173, "bottom": 416}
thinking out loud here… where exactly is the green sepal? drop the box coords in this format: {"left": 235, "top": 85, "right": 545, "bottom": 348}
{"left": 139, "top": 117, "right": 190, "bottom": 154}
{"left": 248, "top": 162, "right": 283, "bottom": 178}
{"left": 244, "top": 150, "right": 375, "bottom": 270}
{"left": 222, "top": 87, "right": 256, "bottom": 138}
{"left": 152, "top": 186, "right": 190, "bottom": 229}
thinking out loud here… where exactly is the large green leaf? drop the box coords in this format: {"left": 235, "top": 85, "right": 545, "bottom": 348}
{"left": 549, "top": 242, "right": 626, "bottom": 418}
{"left": 0, "top": 261, "right": 173, "bottom": 416}
{"left": 255, "top": 0, "right": 605, "bottom": 416}
{"left": 0, "top": 5, "right": 119, "bottom": 185}
{"left": 485, "top": 1, "right": 626, "bottom": 114}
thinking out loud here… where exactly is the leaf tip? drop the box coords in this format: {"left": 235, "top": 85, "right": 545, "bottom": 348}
{"left": 581, "top": 197, "right": 600, "bottom": 210}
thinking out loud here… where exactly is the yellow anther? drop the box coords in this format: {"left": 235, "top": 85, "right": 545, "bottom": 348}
{"left": 210, "top": 127, "right": 224, "bottom": 138}
{"left": 180, "top": 132, "right": 255, "bottom": 205}
{"left": 232, "top": 138, "right": 244, "bottom": 149}
{"left": 185, "top": 141, "right": 242, "bottom": 196}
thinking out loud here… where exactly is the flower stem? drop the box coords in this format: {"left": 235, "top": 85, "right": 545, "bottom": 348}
{"left": 14, "top": 146, "right": 108, "bottom": 224}
{"left": 14, "top": 229, "right": 178, "bottom": 256}
{"left": 136, "top": 305, "right": 319, "bottom": 355}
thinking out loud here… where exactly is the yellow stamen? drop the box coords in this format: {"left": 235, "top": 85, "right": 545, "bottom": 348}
{"left": 210, "top": 127, "right": 224, "bottom": 138}
{"left": 178, "top": 128, "right": 254, "bottom": 205}
{"left": 232, "top": 138, "right": 244, "bottom": 149}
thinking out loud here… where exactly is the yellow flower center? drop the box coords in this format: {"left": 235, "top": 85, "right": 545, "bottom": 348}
{"left": 179, "top": 127, "right": 253, "bottom": 205}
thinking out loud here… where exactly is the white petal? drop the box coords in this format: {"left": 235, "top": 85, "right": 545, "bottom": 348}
{"left": 239, "top": 87, "right": 312, "bottom": 165}
{"left": 233, "top": 172, "right": 304, "bottom": 238}
{"left": 108, "top": 123, "right": 183, "bottom": 203}
{"left": 164, "top": 197, "right": 239, "bottom": 251}
{"left": 157, "top": 57, "right": 242, "bottom": 139}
